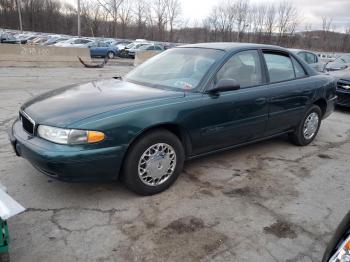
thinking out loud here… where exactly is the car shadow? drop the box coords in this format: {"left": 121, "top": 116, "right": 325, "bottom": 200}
{"left": 335, "top": 105, "right": 350, "bottom": 113}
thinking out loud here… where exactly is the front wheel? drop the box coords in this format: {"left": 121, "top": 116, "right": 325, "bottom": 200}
{"left": 289, "top": 105, "right": 322, "bottom": 146}
{"left": 122, "top": 129, "right": 185, "bottom": 195}
{"left": 0, "top": 253, "right": 10, "bottom": 262}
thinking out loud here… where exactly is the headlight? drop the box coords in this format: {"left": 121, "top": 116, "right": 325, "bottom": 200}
{"left": 37, "top": 125, "right": 105, "bottom": 144}
{"left": 330, "top": 235, "right": 350, "bottom": 262}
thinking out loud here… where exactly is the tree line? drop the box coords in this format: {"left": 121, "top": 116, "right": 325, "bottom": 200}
{"left": 1, "top": 0, "right": 349, "bottom": 52}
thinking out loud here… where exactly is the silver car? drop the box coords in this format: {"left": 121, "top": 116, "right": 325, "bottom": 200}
{"left": 290, "top": 49, "right": 325, "bottom": 72}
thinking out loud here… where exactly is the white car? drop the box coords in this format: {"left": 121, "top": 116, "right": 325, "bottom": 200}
{"left": 54, "top": 38, "right": 93, "bottom": 48}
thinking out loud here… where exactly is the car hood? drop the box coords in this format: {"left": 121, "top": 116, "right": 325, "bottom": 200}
{"left": 327, "top": 68, "right": 350, "bottom": 81}
{"left": 21, "top": 79, "right": 185, "bottom": 127}
{"left": 326, "top": 61, "right": 349, "bottom": 70}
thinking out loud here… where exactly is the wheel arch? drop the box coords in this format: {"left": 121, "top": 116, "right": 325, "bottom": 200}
{"left": 313, "top": 98, "right": 327, "bottom": 117}
{"left": 118, "top": 123, "right": 192, "bottom": 180}
{"left": 131, "top": 123, "right": 192, "bottom": 157}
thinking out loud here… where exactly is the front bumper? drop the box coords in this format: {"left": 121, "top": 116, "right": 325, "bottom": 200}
{"left": 9, "top": 120, "right": 125, "bottom": 182}
{"left": 0, "top": 218, "right": 9, "bottom": 254}
{"left": 336, "top": 89, "right": 350, "bottom": 107}
{"left": 323, "top": 96, "right": 337, "bottom": 119}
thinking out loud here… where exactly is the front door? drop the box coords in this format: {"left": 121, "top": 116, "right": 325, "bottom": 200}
{"left": 191, "top": 50, "right": 269, "bottom": 154}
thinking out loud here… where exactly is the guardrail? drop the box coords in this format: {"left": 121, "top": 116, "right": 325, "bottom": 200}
{"left": 0, "top": 44, "right": 91, "bottom": 67}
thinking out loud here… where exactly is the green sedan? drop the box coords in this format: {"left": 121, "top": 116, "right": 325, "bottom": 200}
{"left": 9, "top": 43, "right": 337, "bottom": 195}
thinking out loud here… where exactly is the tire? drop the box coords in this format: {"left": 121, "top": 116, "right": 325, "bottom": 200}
{"left": 122, "top": 129, "right": 185, "bottom": 195}
{"left": 0, "top": 253, "right": 10, "bottom": 262}
{"left": 289, "top": 105, "right": 322, "bottom": 146}
{"left": 107, "top": 51, "right": 114, "bottom": 59}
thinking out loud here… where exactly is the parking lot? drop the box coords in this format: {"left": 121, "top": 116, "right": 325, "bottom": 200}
{"left": 0, "top": 64, "right": 350, "bottom": 261}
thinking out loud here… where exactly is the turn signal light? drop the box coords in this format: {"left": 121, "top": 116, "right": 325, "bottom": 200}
{"left": 87, "top": 131, "right": 105, "bottom": 143}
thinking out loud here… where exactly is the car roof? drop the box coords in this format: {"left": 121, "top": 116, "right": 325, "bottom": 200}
{"left": 289, "top": 48, "right": 317, "bottom": 54}
{"left": 178, "top": 42, "right": 287, "bottom": 52}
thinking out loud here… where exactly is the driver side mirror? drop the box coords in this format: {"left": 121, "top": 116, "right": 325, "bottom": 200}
{"left": 208, "top": 79, "right": 240, "bottom": 93}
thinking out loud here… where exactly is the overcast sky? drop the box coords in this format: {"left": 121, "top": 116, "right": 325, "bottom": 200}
{"left": 66, "top": 0, "right": 350, "bottom": 33}
{"left": 181, "top": 0, "right": 350, "bottom": 32}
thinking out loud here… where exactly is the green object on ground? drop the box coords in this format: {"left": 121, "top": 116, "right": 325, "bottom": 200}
{"left": 0, "top": 218, "right": 9, "bottom": 254}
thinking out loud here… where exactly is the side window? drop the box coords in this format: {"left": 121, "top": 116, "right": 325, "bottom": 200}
{"left": 216, "top": 50, "right": 263, "bottom": 88}
{"left": 263, "top": 52, "right": 295, "bottom": 83}
{"left": 297, "top": 52, "right": 307, "bottom": 62}
{"left": 305, "top": 52, "right": 317, "bottom": 64}
{"left": 292, "top": 57, "right": 306, "bottom": 78}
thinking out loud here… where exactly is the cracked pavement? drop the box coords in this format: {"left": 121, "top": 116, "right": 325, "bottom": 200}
{"left": 0, "top": 66, "right": 350, "bottom": 261}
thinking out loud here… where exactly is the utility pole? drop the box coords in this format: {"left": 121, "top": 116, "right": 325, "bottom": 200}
{"left": 16, "top": 0, "right": 23, "bottom": 33}
{"left": 77, "top": 0, "right": 81, "bottom": 37}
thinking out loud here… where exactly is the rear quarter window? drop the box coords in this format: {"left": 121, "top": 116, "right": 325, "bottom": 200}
{"left": 292, "top": 57, "right": 307, "bottom": 78}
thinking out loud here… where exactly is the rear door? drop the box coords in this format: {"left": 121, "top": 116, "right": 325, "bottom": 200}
{"left": 262, "top": 50, "right": 315, "bottom": 135}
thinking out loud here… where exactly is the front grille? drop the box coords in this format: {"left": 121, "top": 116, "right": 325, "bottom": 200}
{"left": 19, "top": 111, "right": 35, "bottom": 134}
{"left": 337, "top": 79, "right": 350, "bottom": 92}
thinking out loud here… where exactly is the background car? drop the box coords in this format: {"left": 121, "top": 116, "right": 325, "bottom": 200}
{"left": 119, "top": 42, "right": 149, "bottom": 58}
{"left": 327, "top": 68, "right": 350, "bottom": 107}
{"left": 318, "top": 53, "right": 337, "bottom": 63}
{"left": 0, "top": 33, "right": 21, "bottom": 44}
{"left": 30, "top": 35, "right": 50, "bottom": 45}
{"left": 323, "top": 211, "right": 350, "bottom": 262}
{"left": 42, "top": 35, "right": 69, "bottom": 46}
{"left": 54, "top": 38, "right": 93, "bottom": 48}
{"left": 325, "top": 54, "right": 350, "bottom": 71}
{"left": 290, "top": 49, "right": 325, "bottom": 72}
{"left": 15, "top": 34, "right": 38, "bottom": 44}
{"left": 89, "top": 41, "right": 118, "bottom": 59}
{"left": 138, "top": 44, "right": 165, "bottom": 51}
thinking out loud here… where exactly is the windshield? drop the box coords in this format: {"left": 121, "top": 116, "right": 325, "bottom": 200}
{"left": 335, "top": 55, "right": 350, "bottom": 63}
{"left": 126, "top": 43, "right": 135, "bottom": 49}
{"left": 139, "top": 45, "right": 152, "bottom": 50}
{"left": 125, "top": 48, "right": 224, "bottom": 90}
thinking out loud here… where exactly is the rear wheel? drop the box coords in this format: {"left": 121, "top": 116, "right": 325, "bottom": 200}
{"left": 289, "top": 105, "right": 322, "bottom": 146}
{"left": 107, "top": 51, "right": 115, "bottom": 59}
{"left": 122, "top": 129, "right": 185, "bottom": 195}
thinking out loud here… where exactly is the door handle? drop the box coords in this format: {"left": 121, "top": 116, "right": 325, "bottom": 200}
{"left": 255, "top": 98, "right": 267, "bottom": 105}
{"left": 302, "top": 90, "right": 312, "bottom": 95}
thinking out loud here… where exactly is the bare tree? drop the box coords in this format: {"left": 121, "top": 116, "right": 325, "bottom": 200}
{"left": 322, "top": 16, "right": 333, "bottom": 49}
{"left": 265, "top": 4, "right": 276, "bottom": 43}
{"left": 234, "top": 0, "right": 249, "bottom": 41}
{"left": 97, "top": 0, "right": 124, "bottom": 37}
{"left": 203, "top": 6, "right": 220, "bottom": 41}
{"left": 152, "top": 0, "right": 168, "bottom": 41}
{"left": 165, "top": 0, "right": 181, "bottom": 42}
{"left": 276, "top": 0, "right": 298, "bottom": 45}
{"left": 133, "top": 0, "right": 147, "bottom": 37}
{"left": 252, "top": 3, "right": 267, "bottom": 42}
{"left": 119, "top": 0, "right": 132, "bottom": 38}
